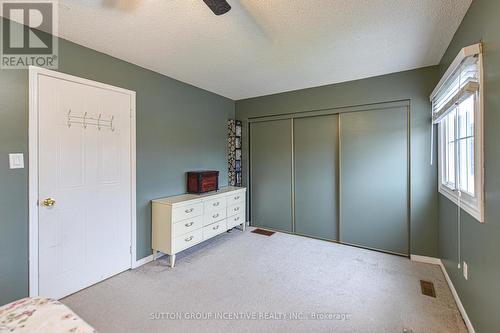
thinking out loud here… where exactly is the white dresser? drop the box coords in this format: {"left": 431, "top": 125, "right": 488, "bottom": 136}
{"left": 152, "top": 186, "right": 246, "bottom": 267}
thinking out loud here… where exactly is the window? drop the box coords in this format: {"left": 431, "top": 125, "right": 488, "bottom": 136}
{"left": 432, "top": 44, "right": 484, "bottom": 222}
{"left": 441, "top": 94, "right": 476, "bottom": 195}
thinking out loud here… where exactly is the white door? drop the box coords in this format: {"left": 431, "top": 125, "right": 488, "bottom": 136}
{"left": 38, "top": 74, "right": 133, "bottom": 299}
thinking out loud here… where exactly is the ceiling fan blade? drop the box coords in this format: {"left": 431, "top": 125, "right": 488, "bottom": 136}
{"left": 203, "top": 0, "right": 231, "bottom": 16}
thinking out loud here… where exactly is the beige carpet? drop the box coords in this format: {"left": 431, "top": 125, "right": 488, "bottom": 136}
{"left": 62, "top": 228, "right": 467, "bottom": 333}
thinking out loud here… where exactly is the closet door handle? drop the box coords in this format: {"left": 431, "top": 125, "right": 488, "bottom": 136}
{"left": 42, "top": 197, "right": 56, "bottom": 207}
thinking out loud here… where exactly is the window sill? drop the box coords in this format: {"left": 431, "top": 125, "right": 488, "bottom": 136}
{"left": 439, "top": 185, "right": 484, "bottom": 223}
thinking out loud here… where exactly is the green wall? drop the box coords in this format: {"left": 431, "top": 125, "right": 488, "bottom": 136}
{"left": 236, "top": 66, "right": 440, "bottom": 257}
{"left": 0, "top": 18, "right": 234, "bottom": 305}
{"left": 0, "top": 57, "right": 28, "bottom": 305}
{"left": 437, "top": 0, "right": 500, "bottom": 331}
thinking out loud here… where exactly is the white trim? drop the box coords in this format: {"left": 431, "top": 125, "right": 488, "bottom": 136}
{"left": 438, "top": 184, "right": 483, "bottom": 222}
{"left": 438, "top": 261, "right": 476, "bottom": 333}
{"left": 28, "top": 66, "right": 137, "bottom": 297}
{"left": 130, "top": 92, "right": 137, "bottom": 267}
{"left": 28, "top": 67, "right": 39, "bottom": 297}
{"left": 410, "top": 254, "right": 442, "bottom": 265}
{"left": 430, "top": 43, "right": 482, "bottom": 100}
{"left": 477, "top": 52, "right": 485, "bottom": 222}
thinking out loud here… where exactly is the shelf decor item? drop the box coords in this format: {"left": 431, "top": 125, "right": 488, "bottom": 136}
{"left": 228, "top": 119, "right": 243, "bottom": 186}
{"left": 187, "top": 170, "right": 219, "bottom": 194}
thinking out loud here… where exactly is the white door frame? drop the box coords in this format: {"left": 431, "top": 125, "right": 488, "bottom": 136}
{"left": 28, "top": 66, "right": 137, "bottom": 297}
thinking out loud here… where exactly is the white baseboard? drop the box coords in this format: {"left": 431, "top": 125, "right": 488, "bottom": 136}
{"left": 438, "top": 261, "right": 476, "bottom": 333}
{"left": 410, "top": 254, "right": 442, "bottom": 265}
{"left": 132, "top": 252, "right": 166, "bottom": 269}
{"left": 410, "top": 254, "right": 475, "bottom": 333}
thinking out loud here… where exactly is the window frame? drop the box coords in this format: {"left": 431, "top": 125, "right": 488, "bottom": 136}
{"left": 440, "top": 110, "right": 456, "bottom": 191}
{"left": 436, "top": 54, "right": 484, "bottom": 223}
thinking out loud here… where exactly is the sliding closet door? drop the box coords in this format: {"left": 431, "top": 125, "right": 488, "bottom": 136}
{"left": 250, "top": 119, "right": 292, "bottom": 232}
{"left": 294, "top": 115, "right": 338, "bottom": 240}
{"left": 340, "top": 107, "right": 409, "bottom": 255}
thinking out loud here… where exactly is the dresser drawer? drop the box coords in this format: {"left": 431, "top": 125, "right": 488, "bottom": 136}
{"left": 203, "top": 206, "right": 226, "bottom": 226}
{"left": 227, "top": 212, "right": 245, "bottom": 229}
{"left": 227, "top": 202, "right": 244, "bottom": 217}
{"left": 172, "top": 215, "right": 202, "bottom": 238}
{"left": 172, "top": 202, "right": 203, "bottom": 222}
{"left": 172, "top": 229, "right": 202, "bottom": 253}
{"left": 204, "top": 196, "right": 226, "bottom": 212}
{"left": 203, "top": 220, "right": 227, "bottom": 240}
{"left": 226, "top": 192, "right": 244, "bottom": 206}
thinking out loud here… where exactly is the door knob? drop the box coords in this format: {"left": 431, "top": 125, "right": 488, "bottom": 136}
{"left": 42, "top": 198, "right": 56, "bottom": 207}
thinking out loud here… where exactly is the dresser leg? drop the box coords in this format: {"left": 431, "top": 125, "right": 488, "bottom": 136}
{"left": 153, "top": 250, "right": 157, "bottom": 261}
{"left": 170, "top": 254, "right": 176, "bottom": 268}
{"left": 241, "top": 222, "right": 246, "bottom": 231}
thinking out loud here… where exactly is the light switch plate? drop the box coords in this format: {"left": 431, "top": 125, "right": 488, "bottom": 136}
{"left": 9, "top": 153, "right": 24, "bottom": 169}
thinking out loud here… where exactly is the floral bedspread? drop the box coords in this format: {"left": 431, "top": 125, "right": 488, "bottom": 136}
{"left": 0, "top": 297, "right": 96, "bottom": 333}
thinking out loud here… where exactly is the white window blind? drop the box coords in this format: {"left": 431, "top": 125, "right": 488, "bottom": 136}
{"left": 431, "top": 49, "right": 480, "bottom": 124}
{"left": 430, "top": 42, "right": 484, "bottom": 224}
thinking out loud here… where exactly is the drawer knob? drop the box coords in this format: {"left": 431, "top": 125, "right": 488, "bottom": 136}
{"left": 234, "top": 207, "right": 239, "bottom": 211}
{"left": 213, "top": 202, "right": 220, "bottom": 206}
{"left": 213, "top": 225, "right": 219, "bottom": 230}
{"left": 234, "top": 216, "right": 240, "bottom": 221}
{"left": 185, "top": 236, "right": 194, "bottom": 242}
{"left": 185, "top": 208, "right": 194, "bottom": 213}
{"left": 234, "top": 196, "right": 240, "bottom": 200}
{"left": 213, "top": 213, "right": 219, "bottom": 218}
{"left": 185, "top": 222, "right": 194, "bottom": 227}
